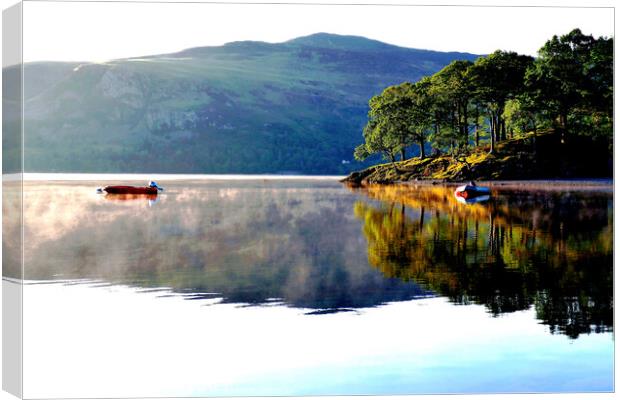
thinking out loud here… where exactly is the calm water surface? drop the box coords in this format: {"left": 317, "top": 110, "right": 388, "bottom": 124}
{"left": 16, "top": 177, "right": 613, "bottom": 397}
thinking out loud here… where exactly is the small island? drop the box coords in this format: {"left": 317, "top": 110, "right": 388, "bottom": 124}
{"left": 344, "top": 29, "right": 612, "bottom": 185}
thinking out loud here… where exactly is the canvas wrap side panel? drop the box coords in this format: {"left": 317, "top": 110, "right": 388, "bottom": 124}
{"left": 3, "top": 2, "right": 23, "bottom": 398}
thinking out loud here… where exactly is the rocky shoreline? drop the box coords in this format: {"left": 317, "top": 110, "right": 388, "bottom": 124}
{"left": 342, "top": 132, "right": 612, "bottom": 185}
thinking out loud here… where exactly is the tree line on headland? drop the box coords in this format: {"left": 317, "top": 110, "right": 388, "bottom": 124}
{"left": 353, "top": 29, "right": 613, "bottom": 165}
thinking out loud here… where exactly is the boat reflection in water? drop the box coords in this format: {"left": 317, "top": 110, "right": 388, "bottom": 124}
{"left": 350, "top": 183, "right": 613, "bottom": 338}
{"left": 455, "top": 194, "right": 490, "bottom": 204}
{"left": 102, "top": 193, "right": 159, "bottom": 207}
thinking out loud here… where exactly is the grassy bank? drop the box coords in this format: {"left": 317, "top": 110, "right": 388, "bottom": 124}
{"left": 342, "top": 131, "right": 612, "bottom": 185}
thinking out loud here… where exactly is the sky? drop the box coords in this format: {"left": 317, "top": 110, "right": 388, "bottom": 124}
{"left": 22, "top": 0, "right": 614, "bottom": 63}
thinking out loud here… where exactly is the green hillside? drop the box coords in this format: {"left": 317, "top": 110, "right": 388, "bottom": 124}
{"left": 22, "top": 33, "right": 478, "bottom": 174}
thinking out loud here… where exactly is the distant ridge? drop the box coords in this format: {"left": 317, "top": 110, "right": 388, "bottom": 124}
{"left": 285, "top": 32, "right": 396, "bottom": 50}
{"left": 157, "top": 33, "right": 474, "bottom": 62}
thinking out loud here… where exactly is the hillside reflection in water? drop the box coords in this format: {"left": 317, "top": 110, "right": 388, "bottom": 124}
{"left": 20, "top": 180, "right": 431, "bottom": 314}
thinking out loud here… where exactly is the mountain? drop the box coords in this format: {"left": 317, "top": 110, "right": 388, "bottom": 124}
{"left": 22, "top": 33, "right": 479, "bottom": 174}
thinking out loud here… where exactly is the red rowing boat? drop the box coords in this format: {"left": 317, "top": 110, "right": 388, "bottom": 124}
{"left": 102, "top": 185, "right": 158, "bottom": 195}
{"left": 97, "top": 181, "right": 164, "bottom": 195}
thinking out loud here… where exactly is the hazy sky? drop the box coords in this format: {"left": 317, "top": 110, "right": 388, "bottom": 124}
{"left": 23, "top": 0, "right": 615, "bottom": 62}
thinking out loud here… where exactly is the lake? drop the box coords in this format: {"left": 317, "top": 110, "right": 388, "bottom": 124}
{"left": 13, "top": 176, "right": 613, "bottom": 397}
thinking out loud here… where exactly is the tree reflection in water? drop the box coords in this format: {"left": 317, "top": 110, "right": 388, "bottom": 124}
{"left": 351, "top": 184, "right": 613, "bottom": 338}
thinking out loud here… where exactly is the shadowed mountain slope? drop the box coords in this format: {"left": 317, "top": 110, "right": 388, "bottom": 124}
{"left": 23, "top": 33, "right": 479, "bottom": 174}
